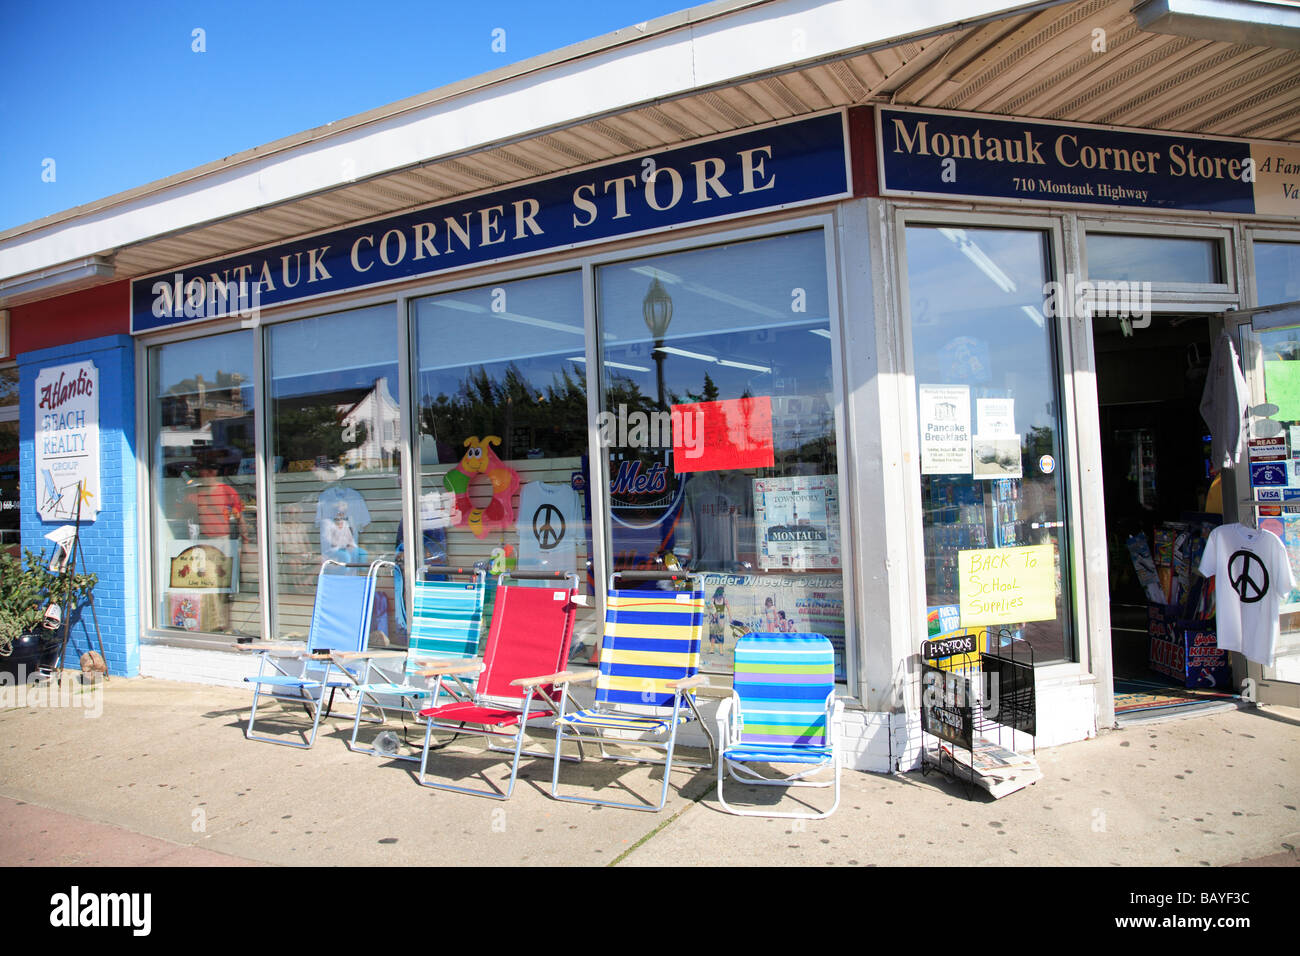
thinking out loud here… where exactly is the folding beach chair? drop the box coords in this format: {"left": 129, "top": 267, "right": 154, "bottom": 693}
{"left": 715, "top": 632, "right": 843, "bottom": 819}
{"left": 416, "top": 570, "right": 579, "bottom": 800}
{"left": 240, "top": 560, "right": 384, "bottom": 749}
{"left": 548, "top": 571, "right": 714, "bottom": 812}
{"left": 334, "top": 566, "right": 487, "bottom": 760}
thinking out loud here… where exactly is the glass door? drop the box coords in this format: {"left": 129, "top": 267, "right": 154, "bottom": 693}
{"left": 903, "top": 224, "right": 1075, "bottom": 664}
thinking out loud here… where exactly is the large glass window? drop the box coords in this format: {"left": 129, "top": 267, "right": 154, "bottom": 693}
{"left": 413, "top": 272, "right": 596, "bottom": 651}
{"left": 596, "top": 231, "right": 847, "bottom": 678}
{"left": 267, "top": 306, "right": 400, "bottom": 641}
{"left": 1087, "top": 232, "right": 1224, "bottom": 286}
{"left": 905, "top": 225, "right": 1073, "bottom": 664}
{"left": 1255, "top": 240, "right": 1300, "bottom": 306}
{"left": 148, "top": 333, "right": 260, "bottom": 635}
{"left": 0, "top": 367, "right": 17, "bottom": 558}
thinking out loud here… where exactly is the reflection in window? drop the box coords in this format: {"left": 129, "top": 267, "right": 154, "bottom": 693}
{"left": 148, "top": 332, "right": 260, "bottom": 635}
{"left": 906, "top": 225, "right": 1073, "bottom": 664}
{"left": 1087, "top": 233, "right": 1223, "bottom": 285}
{"left": 414, "top": 272, "right": 597, "bottom": 653}
{"left": 597, "top": 231, "right": 846, "bottom": 678}
{"left": 1255, "top": 241, "right": 1300, "bottom": 306}
{"left": 267, "top": 306, "right": 400, "bottom": 641}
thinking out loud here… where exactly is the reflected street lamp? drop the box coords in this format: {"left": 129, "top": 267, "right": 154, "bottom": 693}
{"left": 642, "top": 277, "right": 674, "bottom": 408}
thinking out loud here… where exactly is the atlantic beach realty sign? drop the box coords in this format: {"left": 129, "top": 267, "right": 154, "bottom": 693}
{"left": 131, "top": 112, "right": 851, "bottom": 332}
{"left": 35, "top": 360, "right": 99, "bottom": 522}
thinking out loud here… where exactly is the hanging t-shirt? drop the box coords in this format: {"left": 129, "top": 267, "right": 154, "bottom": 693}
{"left": 517, "top": 481, "right": 583, "bottom": 575}
{"left": 315, "top": 485, "right": 372, "bottom": 561}
{"left": 1198, "top": 522, "right": 1295, "bottom": 667}
{"left": 1199, "top": 331, "right": 1249, "bottom": 470}
{"left": 679, "top": 471, "right": 755, "bottom": 571}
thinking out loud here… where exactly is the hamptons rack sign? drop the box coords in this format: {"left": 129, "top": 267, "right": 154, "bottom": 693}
{"left": 132, "top": 113, "right": 850, "bottom": 332}
{"left": 877, "top": 106, "right": 1300, "bottom": 217}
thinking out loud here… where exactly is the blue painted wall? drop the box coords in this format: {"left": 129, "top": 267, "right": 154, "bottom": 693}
{"left": 18, "top": 334, "right": 138, "bottom": 677}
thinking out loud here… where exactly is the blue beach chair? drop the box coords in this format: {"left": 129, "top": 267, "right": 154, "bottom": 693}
{"left": 547, "top": 571, "right": 715, "bottom": 812}
{"left": 333, "top": 566, "right": 487, "bottom": 760}
{"left": 715, "top": 632, "right": 843, "bottom": 819}
{"left": 240, "top": 560, "right": 383, "bottom": 749}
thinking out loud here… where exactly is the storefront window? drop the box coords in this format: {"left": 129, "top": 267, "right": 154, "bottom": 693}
{"left": 148, "top": 333, "right": 260, "bottom": 635}
{"left": 906, "top": 225, "right": 1073, "bottom": 664}
{"left": 0, "top": 367, "right": 17, "bottom": 558}
{"left": 1087, "top": 233, "right": 1223, "bottom": 285}
{"left": 1255, "top": 240, "right": 1300, "bottom": 305}
{"left": 267, "top": 306, "right": 400, "bottom": 641}
{"left": 413, "top": 272, "right": 597, "bottom": 651}
{"left": 595, "top": 230, "right": 847, "bottom": 678}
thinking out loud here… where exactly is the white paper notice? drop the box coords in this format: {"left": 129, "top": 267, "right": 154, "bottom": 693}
{"left": 920, "top": 385, "right": 971, "bottom": 475}
{"left": 976, "top": 398, "right": 1015, "bottom": 438}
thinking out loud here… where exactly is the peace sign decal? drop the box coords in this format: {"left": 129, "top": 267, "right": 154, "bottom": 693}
{"left": 533, "top": 503, "right": 566, "bottom": 551}
{"left": 1227, "top": 550, "right": 1269, "bottom": 604}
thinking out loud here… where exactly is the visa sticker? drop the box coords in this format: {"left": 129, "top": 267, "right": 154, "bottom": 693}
{"left": 553, "top": 591, "right": 565, "bottom": 600}
{"left": 676, "top": 593, "right": 690, "bottom": 602}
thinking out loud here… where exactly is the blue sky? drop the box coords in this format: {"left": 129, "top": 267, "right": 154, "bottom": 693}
{"left": 0, "top": 0, "right": 693, "bottom": 233}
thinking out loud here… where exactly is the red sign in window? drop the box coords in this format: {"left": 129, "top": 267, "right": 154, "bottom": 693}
{"left": 671, "top": 396, "right": 774, "bottom": 474}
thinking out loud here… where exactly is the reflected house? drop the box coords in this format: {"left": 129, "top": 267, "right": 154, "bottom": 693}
{"left": 340, "top": 377, "right": 400, "bottom": 470}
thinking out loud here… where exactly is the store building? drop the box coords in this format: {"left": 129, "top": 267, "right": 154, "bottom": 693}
{"left": 2, "top": 0, "right": 1298, "bottom": 771}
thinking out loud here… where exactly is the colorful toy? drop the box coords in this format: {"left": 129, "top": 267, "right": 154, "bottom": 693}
{"left": 443, "top": 435, "right": 520, "bottom": 538}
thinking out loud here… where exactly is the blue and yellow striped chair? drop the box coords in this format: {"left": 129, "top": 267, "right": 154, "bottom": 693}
{"left": 548, "top": 573, "right": 715, "bottom": 812}
{"left": 715, "top": 632, "right": 843, "bottom": 819}
{"left": 333, "top": 566, "right": 487, "bottom": 761}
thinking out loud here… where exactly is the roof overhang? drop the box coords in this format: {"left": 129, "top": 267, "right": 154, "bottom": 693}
{"left": 1133, "top": 0, "right": 1300, "bottom": 50}
{"left": 3, "top": 0, "right": 1298, "bottom": 309}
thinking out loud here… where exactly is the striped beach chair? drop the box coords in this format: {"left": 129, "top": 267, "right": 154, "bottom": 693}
{"left": 548, "top": 572, "right": 714, "bottom": 812}
{"left": 333, "top": 566, "right": 487, "bottom": 761}
{"left": 715, "top": 632, "right": 843, "bottom": 819}
{"left": 240, "top": 560, "right": 384, "bottom": 749}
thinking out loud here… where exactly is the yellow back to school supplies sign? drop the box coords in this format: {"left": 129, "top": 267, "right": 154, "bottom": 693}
{"left": 958, "top": 545, "right": 1055, "bottom": 627}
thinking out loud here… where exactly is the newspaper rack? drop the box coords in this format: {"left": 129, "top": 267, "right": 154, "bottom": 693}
{"left": 918, "top": 627, "right": 1041, "bottom": 799}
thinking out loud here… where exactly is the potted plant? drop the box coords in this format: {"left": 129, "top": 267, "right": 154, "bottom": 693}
{"left": 0, "top": 549, "right": 97, "bottom": 682}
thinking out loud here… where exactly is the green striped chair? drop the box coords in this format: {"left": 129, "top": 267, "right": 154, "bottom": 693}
{"left": 548, "top": 572, "right": 715, "bottom": 812}
{"left": 716, "top": 632, "right": 843, "bottom": 819}
{"left": 334, "top": 567, "right": 487, "bottom": 761}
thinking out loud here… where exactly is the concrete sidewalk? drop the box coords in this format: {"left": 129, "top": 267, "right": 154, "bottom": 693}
{"left": 1, "top": 676, "right": 1296, "bottom": 867}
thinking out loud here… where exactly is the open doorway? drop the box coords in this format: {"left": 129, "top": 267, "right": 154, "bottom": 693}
{"left": 1094, "top": 313, "right": 1236, "bottom": 716}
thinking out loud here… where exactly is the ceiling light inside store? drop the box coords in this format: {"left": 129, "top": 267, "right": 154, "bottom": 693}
{"left": 939, "top": 228, "right": 1017, "bottom": 293}
{"left": 567, "top": 356, "right": 651, "bottom": 372}
{"left": 1021, "top": 306, "right": 1046, "bottom": 328}
{"left": 653, "top": 346, "right": 771, "bottom": 375}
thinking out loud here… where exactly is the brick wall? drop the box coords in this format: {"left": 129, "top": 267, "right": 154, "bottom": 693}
{"left": 18, "top": 334, "right": 138, "bottom": 676}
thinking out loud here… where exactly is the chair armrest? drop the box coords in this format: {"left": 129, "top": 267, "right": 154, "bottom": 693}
{"left": 233, "top": 641, "right": 305, "bottom": 655}
{"left": 667, "top": 674, "right": 709, "bottom": 692}
{"left": 418, "top": 662, "right": 484, "bottom": 678}
{"left": 332, "top": 650, "right": 407, "bottom": 661}
{"left": 512, "top": 669, "right": 596, "bottom": 688}
{"left": 714, "top": 696, "right": 735, "bottom": 742}
{"left": 410, "top": 656, "right": 476, "bottom": 669}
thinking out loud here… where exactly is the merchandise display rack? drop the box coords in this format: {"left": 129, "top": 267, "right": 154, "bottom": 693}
{"left": 919, "top": 627, "right": 1040, "bottom": 799}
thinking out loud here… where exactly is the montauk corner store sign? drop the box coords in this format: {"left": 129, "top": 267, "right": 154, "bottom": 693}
{"left": 877, "top": 106, "right": 1300, "bottom": 216}
{"left": 131, "top": 112, "right": 851, "bottom": 332}
{"left": 35, "top": 360, "right": 99, "bottom": 522}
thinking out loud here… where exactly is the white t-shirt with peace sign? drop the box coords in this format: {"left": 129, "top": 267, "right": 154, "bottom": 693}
{"left": 1198, "top": 523, "right": 1295, "bottom": 667}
